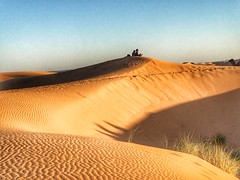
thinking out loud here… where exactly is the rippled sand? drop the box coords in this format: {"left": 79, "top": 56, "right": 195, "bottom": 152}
{"left": 1, "top": 57, "right": 239, "bottom": 179}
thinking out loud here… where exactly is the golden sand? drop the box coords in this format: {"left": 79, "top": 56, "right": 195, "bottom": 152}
{"left": 1, "top": 57, "right": 239, "bottom": 179}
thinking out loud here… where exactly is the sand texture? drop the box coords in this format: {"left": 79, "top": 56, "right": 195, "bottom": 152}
{"left": 1, "top": 57, "right": 239, "bottom": 179}
{"left": 1, "top": 130, "right": 238, "bottom": 180}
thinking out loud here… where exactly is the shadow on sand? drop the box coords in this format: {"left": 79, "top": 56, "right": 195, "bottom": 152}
{"left": 96, "top": 89, "right": 240, "bottom": 149}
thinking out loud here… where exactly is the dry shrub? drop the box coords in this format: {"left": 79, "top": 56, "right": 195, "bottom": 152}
{"left": 174, "top": 133, "right": 239, "bottom": 177}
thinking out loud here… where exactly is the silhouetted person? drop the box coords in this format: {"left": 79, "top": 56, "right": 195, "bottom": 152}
{"left": 136, "top": 49, "right": 143, "bottom": 56}
{"left": 132, "top": 49, "right": 143, "bottom": 56}
{"left": 132, "top": 50, "right": 136, "bottom": 56}
{"left": 135, "top": 49, "right": 139, "bottom": 56}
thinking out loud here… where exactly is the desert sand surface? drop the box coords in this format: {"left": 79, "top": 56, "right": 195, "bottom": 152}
{"left": 1, "top": 57, "right": 239, "bottom": 179}
{"left": 1, "top": 130, "right": 237, "bottom": 179}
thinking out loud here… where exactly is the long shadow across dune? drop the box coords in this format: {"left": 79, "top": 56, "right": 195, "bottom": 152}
{"left": 0, "top": 57, "right": 147, "bottom": 90}
{"left": 97, "top": 89, "right": 240, "bottom": 149}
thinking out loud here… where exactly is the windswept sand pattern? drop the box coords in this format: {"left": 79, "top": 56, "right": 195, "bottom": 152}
{"left": 0, "top": 130, "right": 238, "bottom": 180}
{"left": 1, "top": 57, "right": 240, "bottom": 179}
{"left": 1, "top": 58, "right": 239, "bottom": 140}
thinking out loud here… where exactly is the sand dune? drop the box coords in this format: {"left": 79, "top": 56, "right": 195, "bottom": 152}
{"left": 1, "top": 57, "right": 240, "bottom": 179}
{"left": 0, "top": 130, "right": 238, "bottom": 179}
{"left": 0, "top": 57, "right": 147, "bottom": 90}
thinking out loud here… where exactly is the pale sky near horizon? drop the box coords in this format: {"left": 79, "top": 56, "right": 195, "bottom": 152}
{"left": 0, "top": 0, "right": 240, "bottom": 72}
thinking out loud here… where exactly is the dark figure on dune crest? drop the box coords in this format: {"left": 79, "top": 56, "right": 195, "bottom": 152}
{"left": 132, "top": 49, "right": 143, "bottom": 57}
{"left": 126, "top": 49, "right": 143, "bottom": 57}
{"left": 132, "top": 50, "right": 136, "bottom": 56}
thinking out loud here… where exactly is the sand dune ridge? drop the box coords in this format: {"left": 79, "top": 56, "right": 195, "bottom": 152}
{"left": 1, "top": 57, "right": 239, "bottom": 179}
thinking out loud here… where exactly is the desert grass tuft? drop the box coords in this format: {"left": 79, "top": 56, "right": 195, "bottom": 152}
{"left": 174, "top": 133, "right": 239, "bottom": 177}
{"left": 211, "top": 133, "right": 226, "bottom": 145}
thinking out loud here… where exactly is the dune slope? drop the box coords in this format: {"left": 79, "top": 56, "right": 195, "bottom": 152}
{"left": 1, "top": 57, "right": 239, "bottom": 146}
{"left": 0, "top": 130, "right": 238, "bottom": 180}
{"left": 0, "top": 57, "right": 147, "bottom": 90}
{"left": 0, "top": 71, "right": 55, "bottom": 83}
{"left": 1, "top": 57, "right": 240, "bottom": 179}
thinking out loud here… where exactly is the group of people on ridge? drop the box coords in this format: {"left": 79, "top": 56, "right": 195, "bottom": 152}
{"left": 126, "top": 49, "right": 143, "bottom": 57}
{"left": 132, "top": 49, "right": 142, "bottom": 56}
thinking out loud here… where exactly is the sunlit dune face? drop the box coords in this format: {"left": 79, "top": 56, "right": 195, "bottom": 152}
{"left": 0, "top": 57, "right": 239, "bottom": 179}
{"left": 0, "top": 130, "right": 238, "bottom": 180}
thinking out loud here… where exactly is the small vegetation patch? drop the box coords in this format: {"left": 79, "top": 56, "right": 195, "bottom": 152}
{"left": 211, "top": 133, "right": 226, "bottom": 145}
{"left": 173, "top": 133, "right": 239, "bottom": 177}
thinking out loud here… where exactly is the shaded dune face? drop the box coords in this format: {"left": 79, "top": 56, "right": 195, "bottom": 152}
{"left": 0, "top": 131, "right": 237, "bottom": 180}
{"left": 118, "top": 89, "right": 240, "bottom": 148}
{"left": 0, "top": 57, "right": 240, "bottom": 179}
{"left": 0, "top": 71, "right": 55, "bottom": 83}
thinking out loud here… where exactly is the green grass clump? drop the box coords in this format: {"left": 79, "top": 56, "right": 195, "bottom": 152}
{"left": 174, "top": 133, "right": 239, "bottom": 177}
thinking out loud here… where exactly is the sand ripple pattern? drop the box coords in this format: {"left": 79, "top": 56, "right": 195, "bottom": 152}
{"left": 0, "top": 130, "right": 237, "bottom": 180}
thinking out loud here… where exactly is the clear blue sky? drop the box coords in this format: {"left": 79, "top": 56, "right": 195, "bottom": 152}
{"left": 0, "top": 0, "right": 240, "bottom": 71}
